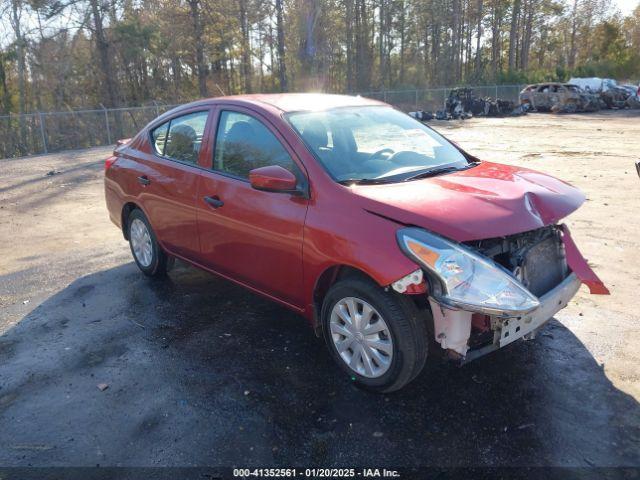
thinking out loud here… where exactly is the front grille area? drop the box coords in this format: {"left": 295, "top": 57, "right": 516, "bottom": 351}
{"left": 519, "top": 233, "right": 567, "bottom": 296}
{"left": 466, "top": 226, "right": 569, "bottom": 297}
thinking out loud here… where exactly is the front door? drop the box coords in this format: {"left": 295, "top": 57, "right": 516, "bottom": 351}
{"left": 196, "top": 108, "right": 309, "bottom": 308}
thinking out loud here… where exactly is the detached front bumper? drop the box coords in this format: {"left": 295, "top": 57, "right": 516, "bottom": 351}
{"left": 461, "top": 273, "right": 581, "bottom": 363}
{"left": 498, "top": 273, "right": 580, "bottom": 348}
{"left": 428, "top": 273, "right": 581, "bottom": 363}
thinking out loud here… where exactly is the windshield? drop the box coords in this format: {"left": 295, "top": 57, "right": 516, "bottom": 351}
{"left": 287, "top": 106, "right": 470, "bottom": 184}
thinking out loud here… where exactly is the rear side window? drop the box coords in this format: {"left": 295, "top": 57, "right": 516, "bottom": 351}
{"left": 213, "top": 111, "right": 298, "bottom": 179}
{"left": 151, "top": 111, "right": 209, "bottom": 164}
{"left": 165, "top": 111, "right": 208, "bottom": 164}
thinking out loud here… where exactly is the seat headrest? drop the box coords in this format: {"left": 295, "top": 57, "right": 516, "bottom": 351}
{"left": 302, "top": 121, "right": 328, "bottom": 150}
{"left": 166, "top": 123, "right": 197, "bottom": 160}
{"left": 171, "top": 123, "right": 197, "bottom": 140}
{"left": 225, "top": 121, "right": 255, "bottom": 143}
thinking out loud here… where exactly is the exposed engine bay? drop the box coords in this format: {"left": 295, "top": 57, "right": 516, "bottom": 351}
{"left": 465, "top": 225, "right": 569, "bottom": 298}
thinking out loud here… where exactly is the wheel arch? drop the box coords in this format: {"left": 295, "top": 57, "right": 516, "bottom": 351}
{"left": 311, "top": 263, "right": 433, "bottom": 338}
{"left": 121, "top": 202, "right": 140, "bottom": 240}
{"left": 311, "top": 264, "right": 381, "bottom": 333}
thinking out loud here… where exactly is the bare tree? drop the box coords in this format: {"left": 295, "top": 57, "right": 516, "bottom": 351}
{"left": 275, "top": 0, "right": 287, "bottom": 91}
{"left": 520, "top": 0, "right": 535, "bottom": 70}
{"left": 187, "top": 0, "right": 208, "bottom": 96}
{"left": 239, "top": 0, "right": 252, "bottom": 93}
{"left": 508, "top": 0, "right": 520, "bottom": 70}
{"left": 298, "top": 0, "right": 322, "bottom": 89}
{"left": 474, "top": 0, "right": 483, "bottom": 76}
{"left": 568, "top": 0, "right": 578, "bottom": 68}
{"left": 89, "top": 0, "right": 120, "bottom": 106}
{"left": 4, "top": 0, "right": 28, "bottom": 152}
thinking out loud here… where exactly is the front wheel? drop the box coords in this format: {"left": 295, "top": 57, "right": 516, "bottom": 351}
{"left": 128, "top": 209, "right": 169, "bottom": 277}
{"left": 321, "top": 276, "right": 429, "bottom": 393}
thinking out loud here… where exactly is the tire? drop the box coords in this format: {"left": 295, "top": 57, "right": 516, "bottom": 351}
{"left": 321, "top": 276, "right": 429, "bottom": 393}
{"left": 127, "top": 209, "right": 169, "bottom": 277}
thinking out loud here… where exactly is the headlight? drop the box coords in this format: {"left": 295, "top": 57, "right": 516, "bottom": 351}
{"left": 397, "top": 227, "right": 540, "bottom": 316}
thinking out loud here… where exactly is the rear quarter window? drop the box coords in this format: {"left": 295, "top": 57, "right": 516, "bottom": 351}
{"left": 151, "top": 122, "right": 169, "bottom": 155}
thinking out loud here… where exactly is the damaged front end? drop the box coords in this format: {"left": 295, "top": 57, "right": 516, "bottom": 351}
{"left": 395, "top": 225, "right": 608, "bottom": 363}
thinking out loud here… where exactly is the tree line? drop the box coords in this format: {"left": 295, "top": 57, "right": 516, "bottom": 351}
{"left": 1, "top": 0, "right": 639, "bottom": 114}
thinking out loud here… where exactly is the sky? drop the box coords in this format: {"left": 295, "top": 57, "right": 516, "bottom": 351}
{"left": 615, "top": 0, "right": 639, "bottom": 14}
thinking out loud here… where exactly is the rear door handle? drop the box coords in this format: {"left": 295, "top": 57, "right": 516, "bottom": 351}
{"left": 204, "top": 196, "right": 224, "bottom": 209}
{"left": 137, "top": 175, "right": 151, "bottom": 186}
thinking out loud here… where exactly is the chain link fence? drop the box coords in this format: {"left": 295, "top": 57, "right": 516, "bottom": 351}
{"left": 0, "top": 103, "right": 178, "bottom": 160}
{"left": 0, "top": 85, "right": 526, "bottom": 159}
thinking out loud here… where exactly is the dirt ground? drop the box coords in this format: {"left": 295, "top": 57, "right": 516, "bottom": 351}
{"left": 0, "top": 110, "right": 638, "bottom": 469}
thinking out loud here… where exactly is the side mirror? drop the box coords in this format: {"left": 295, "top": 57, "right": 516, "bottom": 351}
{"left": 249, "top": 165, "right": 299, "bottom": 193}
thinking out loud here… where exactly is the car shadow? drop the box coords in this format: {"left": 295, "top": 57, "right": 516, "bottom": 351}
{"left": 0, "top": 261, "right": 638, "bottom": 467}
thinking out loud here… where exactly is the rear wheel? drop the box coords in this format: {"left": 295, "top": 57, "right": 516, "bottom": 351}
{"left": 128, "top": 209, "right": 169, "bottom": 277}
{"left": 321, "top": 276, "right": 428, "bottom": 393}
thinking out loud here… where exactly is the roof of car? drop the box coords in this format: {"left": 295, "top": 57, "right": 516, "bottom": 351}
{"left": 206, "top": 93, "right": 385, "bottom": 113}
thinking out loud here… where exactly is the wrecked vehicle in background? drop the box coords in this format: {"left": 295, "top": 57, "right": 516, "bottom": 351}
{"left": 627, "top": 95, "right": 640, "bottom": 109}
{"left": 621, "top": 84, "right": 640, "bottom": 109}
{"left": 410, "top": 87, "right": 527, "bottom": 121}
{"left": 601, "top": 84, "right": 633, "bottom": 109}
{"left": 569, "top": 77, "right": 635, "bottom": 109}
{"left": 620, "top": 84, "right": 640, "bottom": 97}
{"left": 105, "top": 93, "right": 609, "bottom": 392}
{"left": 519, "top": 83, "right": 599, "bottom": 112}
{"left": 446, "top": 88, "right": 526, "bottom": 118}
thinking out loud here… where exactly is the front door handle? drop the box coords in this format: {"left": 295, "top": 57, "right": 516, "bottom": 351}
{"left": 204, "top": 196, "right": 224, "bottom": 209}
{"left": 137, "top": 175, "right": 151, "bottom": 186}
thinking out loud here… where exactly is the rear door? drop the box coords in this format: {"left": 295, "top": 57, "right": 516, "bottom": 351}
{"left": 138, "top": 108, "right": 213, "bottom": 260}
{"left": 195, "top": 107, "right": 309, "bottom": 308}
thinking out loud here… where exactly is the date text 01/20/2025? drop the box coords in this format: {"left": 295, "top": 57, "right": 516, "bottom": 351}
{"left": 232, "top": 468, "right": 401, "bottom": 477}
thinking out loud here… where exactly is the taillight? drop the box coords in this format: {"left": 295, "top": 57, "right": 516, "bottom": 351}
{"left": 105, "top": 155, "right": 118, "bottom": 172}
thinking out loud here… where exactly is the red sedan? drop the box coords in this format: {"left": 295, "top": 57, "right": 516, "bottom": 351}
{"left": 104, "top": 93, "right": 608, "bottom": 392}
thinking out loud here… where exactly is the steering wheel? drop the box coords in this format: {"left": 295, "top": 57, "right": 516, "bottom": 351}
{"left": 368, "top": 148, "right": 395, "bottom": 162}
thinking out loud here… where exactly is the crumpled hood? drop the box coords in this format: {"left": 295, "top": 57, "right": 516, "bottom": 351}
{"left": 352, "top": 161, "right": 585, "bottom": 242}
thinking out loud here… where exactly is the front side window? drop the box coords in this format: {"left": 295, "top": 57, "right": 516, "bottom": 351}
{"left": 153, "top": 111, "right": 208, "bottom": 164}
{"left": 214, "top": 111, "right": 298, "bottom": 179}
{"left": 287, "top": 106, "right": 469, "bottom": 183}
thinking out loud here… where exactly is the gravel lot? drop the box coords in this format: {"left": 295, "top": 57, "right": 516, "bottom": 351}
{"left": 0, "top": 110, "right": 638, "bottom": 468}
